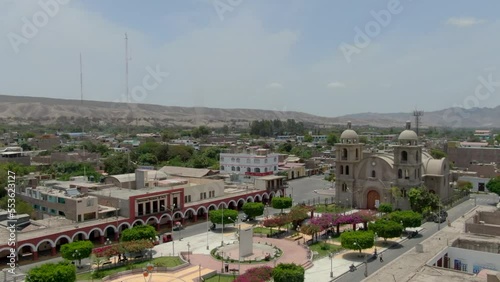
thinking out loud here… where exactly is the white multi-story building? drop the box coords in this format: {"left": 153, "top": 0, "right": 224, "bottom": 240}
{"left": 219, "top": 148, "right": 279, "bottom": 177}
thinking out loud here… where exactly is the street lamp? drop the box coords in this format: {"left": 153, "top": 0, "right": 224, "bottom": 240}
{"left": 161, "top": 204, "right": 176, "bottom": 255}
{"left": 221, "top": 209, "right": 225, "bottom": 246}
{"left": 187, "top": 242, "right": 191, "bottom": 263}
{"left": 206, "top": 211, "right": 210, "bottom": 250}
{"left": 329, "top": 253, "right": 334, "bottom": 278}
{"left": 104, "top": 238, "right": 112, "bottom": 246}
{"left": 142, "top": 263, "right": 154, "bottom": 282}
{"left": 72, "top": 250, "right": 80, "bottom": 268}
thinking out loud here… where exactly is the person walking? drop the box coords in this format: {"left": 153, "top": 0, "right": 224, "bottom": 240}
{"left": 379, "top": 254, "right": 383, "bottom": 262}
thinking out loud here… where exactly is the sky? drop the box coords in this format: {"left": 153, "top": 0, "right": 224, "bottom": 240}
{"left": 1, "top": 0, "right": 500, "bottom": 117}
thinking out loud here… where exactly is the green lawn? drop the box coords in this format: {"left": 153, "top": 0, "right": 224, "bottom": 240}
{"left": 308, "top": 242, "right": 344, "bottom": 260}
{"left": 76, "top": 256, "right": 183, "bottom": 281}
{"left": 204, "top": 274, "right": 236, "bottom": 282}
{"left": 253, "top": 227, "right": 272, "bottom": 235}
{"left": 314, "top": 204, "right": 349, "bottom": 214}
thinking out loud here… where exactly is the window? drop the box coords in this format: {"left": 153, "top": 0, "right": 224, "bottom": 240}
{"left": 58, "top": 197, "right": 66, "bottom": 204}
{"left": 342, "top": 148, "right": 348, "bottom": 160}
{"left": 220, "top": 165, "right": 225, "bottom": 171}
{"left": 371, "top": 170, "right": 376, "bottom": 178}
{"left": 404, "top": 169, "right": 409, "bottom": 179}
{"left": 264, "top": 168, "right": 268, "bottom": 172}
{"left": 200, "top": 192, "right": 207, "bottom": 200}
{"left": 342, "top": 183, "right": 348, "bottom": 192}
{"left": 255, "top": 168, "right": 261, "bottom": 173}
{"left": 236, "top": 158, "right": 240, "bottom": 163}
{"left": 345, "top": 165, "right": 349, "bottom": 175}
{"left": 87, "top": 199, "right": 93, "bottom": 207}
{"left": 231, "top": 157, "right": 235, "bottom": 161}
{"left": 231, "top": 166, "right": 235, "bottom": 171}
{"left": 274, "top": 166, "right": 277, "bottom": 171}
{"left": 340, "top": 165, "right": 344, "bottom": 175}
{"left": 184, "top": 195, "right": 191, "bottom": 203}
{"left": 237, "top": 167, "right": 240, "bottom": 171}
{"left": 401, "top": 151, "right": 408, "bottom": 162}
{"left": 356, "top": 149, "right": 359, "bottom": 160}
{"left": 416, "top": 152, "right": 419, "bottom": 162}
{"left": 274, "top": 157, "right": 277, "bottom": 162}
{"left": 254, "top": 159, "right": 260, "bottom": 164}
{"left": 401, "top": 188, "right": 407, "bottom": 197}
{"left": 398, "top": 169, "right": 402, "bottom": 179}
{"left": 209, "top": 191, "right": 215, "bottom": 198}
{"left": 265, "top": 159, "right": 268, "bottom": 163}
{"left": 247, "top": 167, "right": 251, "bottom": 172}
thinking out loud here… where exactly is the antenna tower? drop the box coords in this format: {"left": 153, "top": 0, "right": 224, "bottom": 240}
{"left": 413, "top": 110, "right": 424, "bottom": 136}
{"left": 125, "top": 33, "right": 132, "bottom": 190}
{"left": 80, "top": 53, "right": 83, "bottom": 104}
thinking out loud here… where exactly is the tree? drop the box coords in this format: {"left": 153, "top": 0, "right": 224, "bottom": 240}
{"left": 359, "top": 136, "right": 368, "bottom": 144}
{"left": 272, "top": 197, "right": 293, "bottom": 213}
{"left": 340, "top": 230, "right": 374, "bottom": 253}
{"left": 408, "top": 187, "right": 440, "bottom": 214}
{"left": 378, "top": 203, "right": 393, "bottom": 214}
{"left": 287, "top": 205, "right": 310, "bottom": 229}
{"left": 137, "top": 153, "right": 158, "bottom": 165}
{"left": 104, "top": 153, "right": 136, "bottom": 175}
{"left": 368, "top": 220, "right": 403, "bottom": 241}
{"left": 430, "top": 148, "right": 447, "bottom": 159}
{"left": 326, "top": 133, "right": 338, "bottom": 146}
{"left": 303, "top": 134, "right": 313, "bottom": 143}
{"left": 486, "top": 177, "right": 500, "bottom": 196}
{"left": 0, "top": 197, "right": 34, "bottom": 217}
{"left": 209, "top": 209, "right": 239, "bottom": 225}
{"left": 390, "top": 186, "right": 402, "bottom": 210}
{"left": 121, "top": 225, "right": 157, "bottom": 242}
{"left": 388, "top": 210, "right": 423, "bottom": 228}
{"left": 60, "top": 241, "right": 93, "bottom": 267}
{"left": 272, "top": 263, "right": 305, "bottom": 282}
{"left": 26, "top": 261, "right": 76, "bottom": 282}
{"left": 242, "top": 202, "right": 264, "bottom": 219}
{"left": 457, "top": 180, "right": 473, "bottom": 194}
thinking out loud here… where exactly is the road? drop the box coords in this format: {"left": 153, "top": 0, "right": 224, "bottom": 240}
{"left": 333, "top": 193, "right": 499, "bottom": 282}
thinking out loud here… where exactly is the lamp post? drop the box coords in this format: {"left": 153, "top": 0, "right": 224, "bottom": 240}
{"left": 161, "top": 204, "right": 175, "bottom": 255}
{"left": 72, "top": 250, "right": 80, "bottom": 268}
{"left": 142, "top": 263, "right": 154, "bottom": 282}
{"left": 206, "top": 211, "right": 210, "bottom": 250}
{"left": 187, "top": 242, "right": 191, "bottom": 263}
{"left": 329, "top": 252, "right": 334, "bottom": 278}
{"left": 221, "top": 209, "right": 225, "bottom": 246}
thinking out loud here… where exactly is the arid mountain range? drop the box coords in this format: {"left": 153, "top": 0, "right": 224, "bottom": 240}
{"left": 0, "top": 95, "right": 498, "bottom": 128}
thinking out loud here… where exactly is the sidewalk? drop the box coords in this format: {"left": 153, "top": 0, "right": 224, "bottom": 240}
{"left": 305, "top": 231, "right": 417, "bottom": 281}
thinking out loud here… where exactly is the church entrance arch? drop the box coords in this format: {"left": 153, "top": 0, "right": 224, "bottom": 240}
{"left": 366, "top": 190, "right": 380, "bottom": 209}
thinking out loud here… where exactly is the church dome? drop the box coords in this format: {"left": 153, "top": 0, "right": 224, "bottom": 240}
{"left": 398, "top": 121, "right": 418, "bottom": 141}
{"left": 340, "top": 121, "right": 359, "bottom": 141}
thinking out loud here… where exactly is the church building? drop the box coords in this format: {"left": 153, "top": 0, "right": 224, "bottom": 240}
{"left": 335, "top": 121, "right": 452, "bottom": 210}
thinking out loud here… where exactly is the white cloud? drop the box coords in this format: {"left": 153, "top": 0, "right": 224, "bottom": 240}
{"left": 446, "top": 17, "right": 486, "bottom": 27}
{"left": 327, "top": 81, "right": 345, "bottom": 88}
{"left": 267, "top": 82, "right": 284, "bottom": 89}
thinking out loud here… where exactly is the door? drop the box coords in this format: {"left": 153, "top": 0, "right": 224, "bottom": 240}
{"left": 366, "top": 190, "right": 380, "bottom": 209}
{"left": 478, "top": 183, "right": 485, "bottom": 192}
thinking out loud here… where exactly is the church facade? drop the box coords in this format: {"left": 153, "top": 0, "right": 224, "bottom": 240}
{"left": 335, "top": 121, "right": 452, "bottom": 210}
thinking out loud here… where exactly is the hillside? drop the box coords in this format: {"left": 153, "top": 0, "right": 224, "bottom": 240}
{"left": 0, "top": 95, "right": 497, "bottom": 128}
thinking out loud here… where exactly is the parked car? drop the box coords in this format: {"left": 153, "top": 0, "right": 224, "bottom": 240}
{"left": 241, "top": 214, "right": 254, "bottom": 222}
{"left": 434, "top": 215, "right": 446, "bottom": 223}
{"left": 173, "top": 222, "right": 183, "bottom": 231}
{"left": 162, "top": 233, "right": 173, "bottom": 243}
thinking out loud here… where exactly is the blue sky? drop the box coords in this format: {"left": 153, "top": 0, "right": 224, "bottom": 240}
{"left": 1, "top": 0, "right": 500, "bottom": 117}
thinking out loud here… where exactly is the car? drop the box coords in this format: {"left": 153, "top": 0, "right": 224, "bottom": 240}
{"left": 434, "top": 215, "right": 446, "bottom": 223}
{"left": 241, "top": 214, "right": 254, "bottom": 222}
